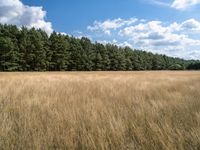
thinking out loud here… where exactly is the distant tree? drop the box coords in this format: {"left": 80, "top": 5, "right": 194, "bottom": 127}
{"left": 0, "top": 23, "right": 199, "bottom": 71}
{"left": 25, "top": 28, "right": 47, "bottom": 71}
{"left": 49, "top": 32, "right": 69, "bottom": 71}
{"left": 80, "top": 37, "right": 95, "bottom": 71}
{"left": 0, "top": 24, "right": 20, "bottom": 71}
{"left": 68, "top": 37, "right": 85, "bottom": 71}
{"left": 124, "top": 47, "right": 135, "bottom": 70}
{"left": 169, "top": 64, "right": 183, "bottom": 70}
{"left": 0, "top": 37, "right": 20, "bottom": 71}
{"left": 94, "top": 43, "right": 110, "bottom": 70}
{"left": 94, "top": 52, "right": 103, "bottom": 71}
{"left": 187, "top": 63, "right": 200, "bottom": 70}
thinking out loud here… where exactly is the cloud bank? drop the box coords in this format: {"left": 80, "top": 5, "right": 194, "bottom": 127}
{"left": 87, "top": 18, "right": 200, "bottom": 59}
{"left": 0, "top": 0, "right": 53, "bottom": 35}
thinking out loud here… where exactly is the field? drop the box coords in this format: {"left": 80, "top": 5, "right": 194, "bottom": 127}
{"left": 0, "top": 71, "right": 200, "bottom": 150}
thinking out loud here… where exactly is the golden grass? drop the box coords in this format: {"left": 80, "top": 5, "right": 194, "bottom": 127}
{"left": 0, "top": 71, "right": 200, "bottom": 150}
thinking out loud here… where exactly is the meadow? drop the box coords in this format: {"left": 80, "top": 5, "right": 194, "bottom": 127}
{"left": 0, "top": 71, "right": 200, "bottom": 150}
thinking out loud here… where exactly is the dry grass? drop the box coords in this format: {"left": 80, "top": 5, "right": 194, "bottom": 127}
{"left": 0, "top": 71, "right": 200, "bottom": 150}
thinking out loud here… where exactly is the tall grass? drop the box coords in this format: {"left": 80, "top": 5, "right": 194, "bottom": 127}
{"left": 0, "top": 72, "right": 200, "bottom": 150}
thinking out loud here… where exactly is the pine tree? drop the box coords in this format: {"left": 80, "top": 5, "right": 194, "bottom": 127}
{"left": 0, "top": 24, "right": 198, "bottom": 72}
{"left": 0, "top": 25, "right": 20, "bottom": 71}
{"left": 95, "top": 43, "right": 110, "bottom": 70}
{"left": 49, "top": 32, "right": 69, "bottom": 71}
{"left": 25, "top": 28, "right": 47, "bottom": 71}
{"left": 80, "top": 37, "right": 95, "bottom": 71}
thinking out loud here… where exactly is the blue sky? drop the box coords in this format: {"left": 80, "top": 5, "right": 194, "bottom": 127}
{"left": 21, "top": 0, "right": 200, "bottom": 33}
{"left": 1, "top": 0, "right": 200, "bottom": 59}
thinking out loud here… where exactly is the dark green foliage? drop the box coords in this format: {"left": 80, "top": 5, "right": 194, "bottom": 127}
{"left": 187, "top": 62, "right": 200, "bottom": 70}
{"left": 0, "top": 24, "right": 199, "bottom": 71}
{"left": 49, "top": 32, "right": 69, "bottom": 71}
{"left": 68, "top": 37, "right": 86, "bottom": 71}
{"left": 0, "top": 25, "right": 21, "bottom": 71}
{"left": 26, "top": 28, "right": 47, "bottom": 71}
{"left": 169, "top": 64, "right": 184, "bottom": 70}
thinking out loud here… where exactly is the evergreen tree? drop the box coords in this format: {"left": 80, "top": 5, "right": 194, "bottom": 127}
{"left": 0, "top": 37, "right": 19, "bottom": 71}
{"left": 25, "top": 28, "right": 47, "bottom": 71}
{"left": 0, "top": 25, "right": 20, "bottom": 71}
{"left": 124, "top": 47, "right": 133, "bottom": 70}
{"left": 80, "top": 37, "right": 95, "bottom": 71}
{"left": 49, "top": 32, "right": 69, "bottom": 71}
{"left": 68, "top": 38, "right": 85, "bottom": 71}
{"left": 0, "top": 23, "right": 199, "bottom": 72}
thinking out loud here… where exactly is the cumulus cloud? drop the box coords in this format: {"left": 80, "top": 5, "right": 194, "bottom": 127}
{"left": 87, "top": 18, "right": 138, "bottom": 35}
{"left": 119, "top": 20, "right": 200, "bottom": 47}
{"left": 87, "top": 18, "right": 200, "bottom": 59}
{"left": 180, "top": 19, "right": 200, "bottom": 31}
{"left": 171, "top": 0, "right": 200, "bottom": 10}
{"left": 0, "top": 0, "right": 53, "bottom": 35}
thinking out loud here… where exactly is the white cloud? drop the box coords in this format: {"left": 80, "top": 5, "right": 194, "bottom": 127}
{"left": 88, "top": 18, "right": 200, "bottom": 59}
{"left": 171, "top": 0, "right": 200, "bottom": 10}
{"left": 119, "top": 20, "right": 200, "bottom": 47}
{"left": 149, "top": 0, "right": 170, "bottom": 7}
{"left": 168, "top": 19, "right": 200, "bottom": 33}
{"left": 87, "top": 18, "right": 138, "bottom": 35}
{"left": 149, "top": 0, "right": 200, "bottom": 10}
{"left": 180, "top": 19, "right": 200, "bottom": 31}
{"left": 97, "top": 39, "right": 133, "bottom": 49}
{"left": 0, "top": 0, "right": 53, "bottom": 35}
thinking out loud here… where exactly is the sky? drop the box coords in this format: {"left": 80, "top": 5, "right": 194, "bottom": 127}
{"left": 1, "top": 0, "right": 200, "bottom": 60}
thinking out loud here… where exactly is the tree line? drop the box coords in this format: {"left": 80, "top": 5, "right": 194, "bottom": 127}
{"left": 0, "top": 24, "right": 199, "bottom": 71}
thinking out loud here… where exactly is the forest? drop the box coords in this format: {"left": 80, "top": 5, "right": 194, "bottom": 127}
{"left": 0, "top": 24, "right": 199, "bottom": 71}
